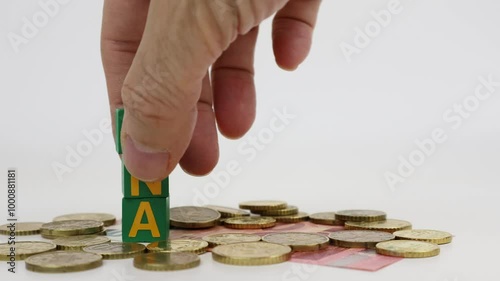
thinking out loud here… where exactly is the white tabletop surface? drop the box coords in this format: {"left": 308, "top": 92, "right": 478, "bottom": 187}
{"left": 1, "top": 0, "right": 500, "bottom": 280}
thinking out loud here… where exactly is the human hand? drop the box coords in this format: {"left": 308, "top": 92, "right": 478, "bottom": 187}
{"left": 101, "top": 0, "right": 321, "bottom": 181}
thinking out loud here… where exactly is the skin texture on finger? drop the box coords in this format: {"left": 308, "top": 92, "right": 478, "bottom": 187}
{"left": 120, "top": 0, "right": 241, "bottom": 181}
{"left": 235, "top": 0, "right": 290, "bottom": 34}
{"left": 101, "top": 0, "right": 150, "bottom": 146}
{"left": 272, "top": 0, "right": 322, "bottom": 70}
{"left": 179, "top": 73, "right": 219, "bottom": 176}
{"left": 211, "top": 27, "right": 258, "bottom": 139}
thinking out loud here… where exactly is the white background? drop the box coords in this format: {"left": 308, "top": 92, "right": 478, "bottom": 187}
{"left": 1, "top": 0, "right": 499, "bottom": 280}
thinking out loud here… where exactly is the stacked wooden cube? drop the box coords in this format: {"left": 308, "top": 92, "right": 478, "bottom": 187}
{"left": 116, "top": 108, "right": 169, "bottom": 242}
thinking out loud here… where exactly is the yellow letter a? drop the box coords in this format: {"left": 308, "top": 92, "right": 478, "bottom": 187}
{"left": 129, "top": 201, "right": 160, "bottom": 237}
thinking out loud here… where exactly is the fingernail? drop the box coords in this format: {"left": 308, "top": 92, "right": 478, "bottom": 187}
{"left": 122, "top": 136, "right": 169, "bottom": 182}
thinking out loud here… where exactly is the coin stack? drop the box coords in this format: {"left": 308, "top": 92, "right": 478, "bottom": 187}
{"left": 40, "top": 220, "right": 105, "bottom": 240}
{"left": 240, "top": 200, "right": 309, "bottom": 224}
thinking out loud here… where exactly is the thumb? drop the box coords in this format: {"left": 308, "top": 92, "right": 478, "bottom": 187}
{"left": 120, "top": 0, "right": 289, "bottom": 181}
{"left": 120, "top": 0, "right": 232, "bottom": 181}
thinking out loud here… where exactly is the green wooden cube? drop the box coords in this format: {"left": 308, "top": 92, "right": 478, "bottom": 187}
{"left": 122, "top": 164, "right": 169, "bottom": 198}
{"left": 115, "top": 108, "right": 124, "bottom": 154}
{"left": 122, "top": 197, "right": 169, "bottom": 243}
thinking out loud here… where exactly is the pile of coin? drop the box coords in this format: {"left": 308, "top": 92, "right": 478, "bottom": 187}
{"left": 0, "top": 202, "right": 453, "bottom": 273}
{"left": 0, "top": 213, "right": 118, "bottom": 272}
{"left": 174, "top": 203, "right": 452, "bottom": 262}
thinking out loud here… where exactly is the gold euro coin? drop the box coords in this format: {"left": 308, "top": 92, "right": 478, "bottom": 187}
{"left": 309, "top": 212, "right": 344, "bottom": 226}
{"left": 254, "top": 205, "right": 299, "bottom": 216}
{"left": 262, "top": 232, "right": 329, "bottom": 252}
{"left": 204, "top": 205, "right": 250, "bottom": 218}
{"left": 25, "top": 251, "right": 103, "bottom": 273}
{"left": 42, "top": 230, "right": 107, "bottom": 240}
{"left": 0, "top": 241, "right": 56, "bottom": 261}
{"left": 273, "top": 212, "right": 309, "bottom": 223}
{"left": 224, "top": 217, "right": 276, "bottom": 229}
{"left": 393, "top": 229, "right": 452, "bottom": 245}
{"left": 134, "top": 252, "right": 200, "bottom": 271}
{"left": 212, "top": 242, "right": 292, "bottom": 265}
{"left": 0, "top": 222, "right": 45, "bottom": 236}
{"left": 335, "top": 210, "right": 386, "bottom": 222}
{"left": 170, "top": 206, "right": 221, "bottom": 229}
{"left": 53, "top": 213, "right": 116, "bottom": 226}
{"left": 376, "top": 240, "right": 440, "bottom": 258}
{"left": 202, "top": 233, "right": 262, "bottom": 247}
{"left": 328, "top": 230, "right": 395, "bottom": 249}
{"left": 83, "top": 242, "right": 145, "bottom": 259}
{"left": 53, "top": 235, "right": 111, "bottom": 250}
{"left": 345, "top": 219, "right": 412, "bottom": 233}
{"left": 238, "top": 200, "right": 288, "bottom": 211}
{"left": 40, "top": 220, "right": 104, "bottom": 237}
{"left": 147, "top": 239, "right": 209, "bottom": 254}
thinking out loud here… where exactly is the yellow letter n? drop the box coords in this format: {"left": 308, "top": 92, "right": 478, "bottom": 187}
{"left": 131, "top": 176, "right": 162, "bottom": 197}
